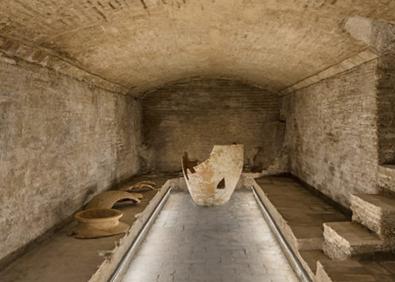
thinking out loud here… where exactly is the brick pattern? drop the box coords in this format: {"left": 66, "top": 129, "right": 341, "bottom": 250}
{"left": 2, "top": 1, "right": 393, "bottom": 94}
{"left": 142, "top": 79, "right": 284, "bottom": 172}
{"left": 0, "top": 59, "right": 141, "bottom": 261}
{"left": 377, "top": 54, "right": 395, "bottom": 164}
{"left": 0, "top": 36, "right": 128, "bottom": 94}
{"left": 284, "top": 61, "right": 379, "bottom": 207}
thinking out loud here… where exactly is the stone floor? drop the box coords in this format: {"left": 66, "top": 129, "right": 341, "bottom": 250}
{"left": 121, "top": 191, "right": 298, "bottom": 282}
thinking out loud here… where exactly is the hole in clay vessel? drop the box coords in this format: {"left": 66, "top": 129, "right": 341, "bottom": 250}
{"left": 217, "top": 178, "right": 225, "bottom": 189}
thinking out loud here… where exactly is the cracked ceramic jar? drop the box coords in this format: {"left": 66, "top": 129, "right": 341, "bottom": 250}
{"left": 182, "top": 144, "right": 244, "bottom": 206}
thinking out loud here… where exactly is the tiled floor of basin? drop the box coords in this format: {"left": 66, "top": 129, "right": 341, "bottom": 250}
{"left": 121, "top": 190, "right": 298, "bottom": 282}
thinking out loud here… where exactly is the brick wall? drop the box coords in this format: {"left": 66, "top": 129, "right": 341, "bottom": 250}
{"left": 0, "top": 59, "right": 141, "bottom": 261}
{"left": 284, "top": 61, "right": 379, "bottom": 207}
{"left": 377, "top": 53, "right": 395, "bottom": 164}
{"left": 141, "top": 79, "right": 285, "bottom": 172}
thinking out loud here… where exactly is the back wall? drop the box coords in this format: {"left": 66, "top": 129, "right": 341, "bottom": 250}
{"left": 141, "top": 78, "right": 285, "bottom": 172}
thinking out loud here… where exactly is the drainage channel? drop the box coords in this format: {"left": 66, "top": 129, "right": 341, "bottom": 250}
{"left": 110, "top": 187, "right": 173, "bottom": 282}
{"left": 111, "top": 188, "right": 306, "bottom": 282}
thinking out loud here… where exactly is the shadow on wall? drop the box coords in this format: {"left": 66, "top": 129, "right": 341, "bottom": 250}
{"left": 139, "top": 78, "right": 287, "bottom": 173}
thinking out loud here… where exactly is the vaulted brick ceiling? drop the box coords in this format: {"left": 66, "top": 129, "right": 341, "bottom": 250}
{"left": 1, "top": 0, "right": 395, "bottom": 94}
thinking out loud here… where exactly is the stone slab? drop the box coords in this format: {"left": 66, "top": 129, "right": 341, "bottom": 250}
{"left": 323, "top": 222, "right": 384, "bottom": 260}
{"left": 252, "top": 175, "right": 349, "bottom": 280}
{"left": 351, "top": 193, "right": 395, "bottom": 237}
{"left": 121, "top": 191, "right": 298, "bottom": 282}
{"left": 378, "top": 165, "right": 395, "bottom": 193}
{"left": 254, "top": 176, "right": 349, "bottom": 253}
{"left": 316, "top": 259, "right": 395, "bottom": 282}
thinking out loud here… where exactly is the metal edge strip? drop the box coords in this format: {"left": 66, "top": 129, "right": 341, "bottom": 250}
{"left": 109, "top": 186, "right": 173, "bottom": 282}
{"left": 251, "top": 186, "right": 311, "bottom": 282}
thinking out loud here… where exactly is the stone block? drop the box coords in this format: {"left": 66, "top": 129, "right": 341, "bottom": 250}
{"left": 323, "top": 222, "right": 384, "bottom": 260}
{"left": 378, "top": 165, "right": 395, "bottom": 193}
{"left": 351, "top": 193, "right": 395, "bottom": 237}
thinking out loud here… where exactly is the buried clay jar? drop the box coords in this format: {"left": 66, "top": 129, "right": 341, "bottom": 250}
{"left": 73, "top": 208, "right": 129, "bottom": 239}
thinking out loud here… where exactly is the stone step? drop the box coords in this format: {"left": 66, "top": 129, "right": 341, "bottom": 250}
{"left": 323, "top": 222, "right": 385, "bottom": 260}
{"left": 378, "top": 165, "right": 395, "bottom": 193}
{"left": 351, "top": 193, "right": 395, "bottom": 237}
{"left": 299, "top": 250, "right": 331, "bottom": 280}
{"left": 316, "top": 259, "right": 395, "bottom": 282}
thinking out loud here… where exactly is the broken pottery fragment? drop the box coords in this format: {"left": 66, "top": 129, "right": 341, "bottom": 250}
{"left": 73, "top": 208, "right": 129, "bottom": 239}
{"left": 86, "top": 191, "right": 142, "bottom": 209}
{"left": 120, "top": 180, "right": 157, "bottom": 193}
{"left": 182, "top": 144, "right": 244, "bottom": 206}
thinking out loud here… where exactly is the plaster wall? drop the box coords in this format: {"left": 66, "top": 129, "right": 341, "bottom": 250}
{"left": 0, "top": 59, "right": 141, "bottom": 261}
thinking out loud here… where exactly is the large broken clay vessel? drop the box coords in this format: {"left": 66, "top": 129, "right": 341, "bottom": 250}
{"left": 73, "top": 208, "right": 129, "bottom": 239}
{"left": 86, "top": 191, "right": 142, "bottom": 209}
{"left": 182, "top": 144, "right": 244, "bottom": 206}
{"left": 120, "top": 180, "right": 157, "bottom": 193}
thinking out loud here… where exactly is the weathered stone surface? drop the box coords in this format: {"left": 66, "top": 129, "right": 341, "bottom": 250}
{"left": 351, "top": 193, "right": 395, "bottom": 238}
{"left": 377, "top": 54, "right": 395, "bottom": 165}
{"left": 323, "top": 222, "right": 385, "bottom": 260}
{"left": 2, "top": 1, "right": 395, "bottom": 94}
{"left": 142, "top": 78, "right": 285, "bottom": 172}
{"left": 281, "top": 50, "right": 378, "bottom": 95}
{"left": 0, "top": 36, "right": 128, "bottom": 94}
{"left": 284, "top": 61, "right": 379, "bottom": 207}
{"left": 345, "top": 17, "right": 395, "bottom": 55}
{"left": 255, "top": 176, "right": 349, "bottom": 252}
{"left": 253, "top": 176, "right": 349, "bottom": 280}
{"left": 345, "top": 17, "right": 395, "bottom": 166}
{"left": 378, "top": 165, "right": 395, "bottom": 193}
{"left": 316, "top": 258, "right": 395, "bottom": 282}
{"left": 0, "top": 58, "right": 141, "bottom": 262}
{"left": 122, "top": 191, "right": 298, "bottom": 282}
{"left": 299, "top": 250, "right": 331, "bottom": 280}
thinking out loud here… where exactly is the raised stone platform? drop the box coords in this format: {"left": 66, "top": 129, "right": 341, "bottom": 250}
{"left": 299, "top": 250, "right": 332, "bottom": 280}
{"left": 252, "top": 175, "right": 349, "bottom": 280}
{"left": 316, "top": 258, "right": 395, "bottom": 282}
{"left": 253, "top": 175, "right": 395, "bottom": 282}
{"left": 351, "top": 193, "right": 395, "bottom": 237}
{"left": 323, "top": 222, "right": 384, "bottom": 260}
{"left": 378, "top": 165, "right": 395, "bottom": 193}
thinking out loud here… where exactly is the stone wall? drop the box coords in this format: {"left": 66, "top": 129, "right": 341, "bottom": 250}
{"left": 0, "top": 59, "right": 141, "bottom": 261}
{"left": 141, "top": 79, "right": 285, "bottom": 172}
{"left": 284, "top": 61, "right": 379, "bottom": 207}
{"left": 377, "top": 54, "right": 395, "bottom": 165}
